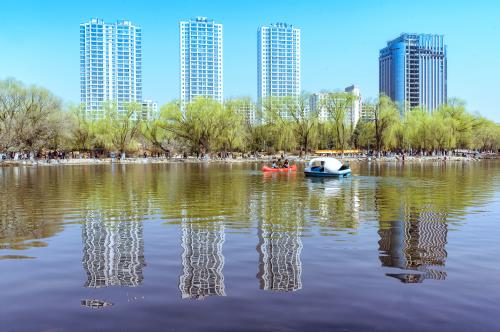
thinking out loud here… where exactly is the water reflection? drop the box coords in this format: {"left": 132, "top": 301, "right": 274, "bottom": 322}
{"left": 257, "top": 176, "right": 303, "bottom": 292}
{"left": 0, "top": 167, "right": 65, "bottom": 251}
{"left": 0, "top": 162, "right": 498, "bottom": 295}
{"left": 82, "top": 211, "right": 146, "bottom": 288}
{"left": 256, "top": 222, "right": 303, "bottom": 292}
{"left": 378, "top": 208, "right": 448, "bottom": 283}
{"left": 179, "top": 220, "right": 226, "bottom": 299}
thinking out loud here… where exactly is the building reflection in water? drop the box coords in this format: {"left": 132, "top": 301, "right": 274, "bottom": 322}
{"left": 378, "top": 208, "right": 448, "bottom": 283}
{"left": 179, "top": 220, "right": 226, "bottom": 299}
{"left": 82, "top": 211, "right": 146, "bottom": 288}
{"left": 256, "top": 221, "right": 303, "bottom": 292}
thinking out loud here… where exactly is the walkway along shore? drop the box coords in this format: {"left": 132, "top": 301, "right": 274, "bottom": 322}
{"left": 0, "top": 154, "right": 495, "bottom": 167}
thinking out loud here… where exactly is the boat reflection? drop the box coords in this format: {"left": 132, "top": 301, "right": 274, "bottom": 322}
{"left": 305, "top": 177, "right": 346, "bottom": 197}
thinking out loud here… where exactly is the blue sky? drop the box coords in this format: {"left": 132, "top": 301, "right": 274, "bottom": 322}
{"left": 0, "top": 0, "right": 499, "bottom": 121}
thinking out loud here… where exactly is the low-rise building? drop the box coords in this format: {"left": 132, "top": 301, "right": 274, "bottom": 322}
{"left": 309, "top": 85, "right": 362, "bottom": 128}
{"left": 141, "top": 100, "right": 159, "bottom": 120}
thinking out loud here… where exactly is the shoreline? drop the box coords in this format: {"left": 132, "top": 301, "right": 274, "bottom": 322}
{"left": 0, "top": 155, "right": 496, "bottom": 167}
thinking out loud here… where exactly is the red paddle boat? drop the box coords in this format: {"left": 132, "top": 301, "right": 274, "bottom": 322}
{"left": 262, "top": 165, "right": 297, "bottom": 172}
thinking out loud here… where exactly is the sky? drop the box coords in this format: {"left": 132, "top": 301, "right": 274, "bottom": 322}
{"left": 0, "top": 0, "right": 499, "bottom": 121}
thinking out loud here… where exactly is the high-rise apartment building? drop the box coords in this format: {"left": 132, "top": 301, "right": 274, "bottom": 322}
{"left": 80, "top": 18, "right": 142, "bottom": 116}
{"left": 379, "top": 33, "right": 447, "bottom": 114}
{"left": 258, "top": 23, "right": 301, "bottom": 108}
{"left": 180, "top": 17, "right": 223, "bottom": 107}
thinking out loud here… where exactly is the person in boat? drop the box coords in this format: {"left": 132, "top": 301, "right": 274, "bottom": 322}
{"left": 271, "top": 160, "right": 278, "bottom": 169}
{"left": 283, "top": 159, "right": 289, "bottom": 168}
{"left": 276, "top": 158, "right": 283, "bottom": 168}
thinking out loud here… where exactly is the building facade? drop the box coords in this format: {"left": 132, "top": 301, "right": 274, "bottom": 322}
{"left": 360, "top": 103, "right": 376, "bottom": 122}
{"left": 257, "top": 23, "right": 301, "bottom": 119}
{"left": 379, "top": 33, "right": 447, "bottom": 114}
{"left": 80, "top": 18, "right": 142, "bottom": 117}
{"left": 180, "top": 17, "right": 223, "bottom": 108}
{"left": 345, "top": 84, "right": 361, "bottom": 127}
{"left": 309, "top": 85, "right": 362, "bottom": 128}
{"left": 140, "top": 99, "right": 159, "bottom": 120}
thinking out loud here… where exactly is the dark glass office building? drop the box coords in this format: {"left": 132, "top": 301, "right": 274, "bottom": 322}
{"left": 379, "top": 33, "right": 447, "bottom": 114}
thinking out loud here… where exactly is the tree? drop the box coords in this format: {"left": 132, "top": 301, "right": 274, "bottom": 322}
{"left": 68, "top": 105, "right": 98, "bottom": 152}
{"left": 159, "top": 98, "right": 234, "bottom": 155}
{"left": 287, "top": 95, "right": 319, "bottom": 157}
{"left": 262, "top": 96, "right": 296, "bottom": 153}
{"left": 436, "top": 99, "right": 473, "bottom": 149}
{"left": 352, "top": 120, "right": 375, "bottom": 150}
{"left": 142, "top": 107, "right": 177, "bottom": 156}
{"left": 322, "top": 92, "right": 357, "bottom": 155}
{"left": 263, "top": 95, "right": 319, "bottom": 157}
{"left": 0, "top": 78, "right": 65, "bottom": 154}
{"left": 220, "top": 98, "right": 252, "bottom": 153}
{"left": 373, "top": 95, "right": 399, "bottom": 155}
{"left": 98, "top": 102, "right": 142, "bottom": 155}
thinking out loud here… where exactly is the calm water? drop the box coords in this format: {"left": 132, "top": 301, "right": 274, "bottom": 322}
{"left": 1, "top": 161, "right": 499, "bottom": 331}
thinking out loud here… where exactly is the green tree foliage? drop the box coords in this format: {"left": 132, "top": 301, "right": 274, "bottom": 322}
{"left": 0, "top": 78, "right": 65, "bottom": 153}
{"left": 96, "top": 102, "right": 143, "bottom": 154}
{"left": 218, "top": 98, "right": 249, "bottom": 152}
{"left": 157, "top": 98, "right": 244, "bottom": 155}
{"left": 68, "top": 105, "right": 98, "bottom": 152}
{"left": 141, "top": 105, "right": 176, "bottom": 155}
{"left": 322, "top": 92, "right": 356, "bottom": 154}
{"left": 1, "top": 78, "right": 500, "bottom": 156}
{"left": 261, "top": 96, "right": 296, "bottom": 152}
{"left": 263, "top": 95, "right": 319, "bottom": 156}
{"left": 373, "top": 95, "right": 400, "bottom": 154}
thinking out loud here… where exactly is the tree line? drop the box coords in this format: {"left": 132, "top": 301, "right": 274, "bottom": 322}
{"left": 1, "top": 78, "right": 499, "bottom": 158}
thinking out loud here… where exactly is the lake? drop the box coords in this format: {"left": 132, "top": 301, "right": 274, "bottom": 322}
{"left": 0, "top": 161, "right": 499, "bottom": 331}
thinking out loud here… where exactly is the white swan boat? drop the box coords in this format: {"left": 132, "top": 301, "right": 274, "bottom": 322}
{"left": 304, "top": 157, "right": 351, "bottom": 177}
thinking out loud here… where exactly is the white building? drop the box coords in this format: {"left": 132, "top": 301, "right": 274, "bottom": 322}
{"left": 180, "top": 17, "right": 223, "bottom": 108}
{"left": 309, "top": 85, "right": 362, "bottom": 128}
{"left": 140, "top": 99, "right": 159, "bottom": 120}
{"left": 258, "top": 23, "right": 301, "bottom": 122}
{"left": 227, "top": 98, "right": 257, "bottom": 125}
{"left": 345, "top": 84, "right": 361, "bottom": 127}
{"left": 360, "top": 103, "right": 376, "bottom": 122}
{"left": 309, "top": 93, "right": 329, "bottom": 122}
{"left": 80, "top": 18, "right": 143, "bottom": 117}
